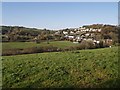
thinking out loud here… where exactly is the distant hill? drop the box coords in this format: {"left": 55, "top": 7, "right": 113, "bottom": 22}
{"left": 1, "top": 24, "right": 119, "bottom": 44}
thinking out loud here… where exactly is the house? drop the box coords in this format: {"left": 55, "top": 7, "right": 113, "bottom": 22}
{"left": 74, "top": 28, "right": 78, "bottom": 31}
{"left": 70, "top": 31, "right": 74, "bottom": 34}
{"left": 86, "top": 29, "right": 89, "bottom": 31}
{"left": 81, "top": 27, "right": 86, "bottom": 29}
{"left": 81, "top": 35, "right": 85, "bottom": 38}
{"left": 92, "top": 29, "right": 97, "bottom": 32}
{"left": 64, "top": 35, "right": 68, "bottom": 38}
{"left": 68, "top": 35, "right": 74, "bottom": 39}
{"left": 93, "top": 40, "right": 100, "bottom": 44}
{"left": 105, "top": 39, "right": 113, "bottom": 45}
{"left": 85, "top": 33, "right": 90, "bottom": 37}
{"left": 97, "top": 29, "right": 101, "bottom": 32}
{"left": 55, "top": 31, "right": 60, "bottom": 35}
{"left": 63, "top": 31, "right": 68, "bottom": 35}
{"left": 76, "top": 36, "right": 82, "bottom": 42}
{"left": 76, "top": 36, "right": 81, "bottom": 40}
{"left": 90, "top": 28, "right": 93, "bottom": 31}
{"left": 76, "top": 31, "right": 80, "bottom": 34}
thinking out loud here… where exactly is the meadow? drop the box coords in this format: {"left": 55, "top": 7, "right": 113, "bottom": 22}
{"left": 2, "top": 41, "right": 81, "bottom": 56}
{"left": 2, "top": 46, "right": 119, "bottom": 88}
{"left": 2, "top": 41, "right": 79, "bottom": 50}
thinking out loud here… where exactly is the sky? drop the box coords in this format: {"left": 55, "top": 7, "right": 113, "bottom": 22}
{"left": 2, "top": 2, "right": 118, "bottom": 30}
{"left": 1, "top": 0, "right": 120, "bottom": 2}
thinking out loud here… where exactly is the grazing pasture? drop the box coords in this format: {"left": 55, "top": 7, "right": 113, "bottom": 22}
{"left": 2, "top": 46, "right": 119, "bottom": 88}
{"left": 2, "top": 41, "right": 79, "bottom": 50}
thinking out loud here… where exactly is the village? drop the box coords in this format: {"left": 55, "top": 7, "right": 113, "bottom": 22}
{"left": 2, "top": 24, "right": 117, "bottom": 49}
{"left": 54, "top": 26, "right": 113, "bottom": 46}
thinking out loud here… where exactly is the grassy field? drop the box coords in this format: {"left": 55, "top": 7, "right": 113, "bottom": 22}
{"left": 2, "top": 41, "right": 79, "bottom": 50}
{"left": 2, "top": 46, "right": 119, "bottom": 88}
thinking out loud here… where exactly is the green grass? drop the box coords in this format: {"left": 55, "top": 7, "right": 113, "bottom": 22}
{"left": 2, "top": 47, "right": 119, "bottom": 88}
{"left": 2, "top": 41, "right": 79, "bottom": 50}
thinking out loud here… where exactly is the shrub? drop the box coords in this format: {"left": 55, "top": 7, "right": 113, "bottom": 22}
{"left": 22, "top": 47, "right": 43, "bottom": 54}
{"left": 2, "top": 49, "right": 23, "bottom": 56}
{"left": 78, "top": 40, "right": 96, "bottom": 49}
{"left": 41, "top": 46, "right": 58, "bottom": 52}
{"left": 63, "top": 46, "right": 77, "bottom": 51}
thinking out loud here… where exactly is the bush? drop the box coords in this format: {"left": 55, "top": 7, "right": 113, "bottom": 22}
{"left": 2, "top": 49, "right": 23, "bottom": 56}
{"left": 63, "top": 46, "right": 77, "bottom": 51}
{"left": 78, "top": 40, "right": 96, "bottom": 49}
{"left": 41, "top": 46, "right": 58, "bottom": 52}
{"left": 22, "top": 47, "right": 43, "bottom": 54}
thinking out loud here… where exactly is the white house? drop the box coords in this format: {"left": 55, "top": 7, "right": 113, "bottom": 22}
{"left": 68, "top": 36, "right": 74, "bottom": 39}
{"left": 76, "top": 36, "right": 81, "bottom": 40}
{"left": 64, "top": 35, "right": 68, "bottom": 38}
{"left": 85, "top": 33, "right": 90, "bottom": 36}
{"left": 92, "top": 29, "right": 97, "bottom": 32}
{"left": 93, "top": 40, "right": 100, "bottom": 44}
{"left": 97, "top": 29, "right": 101, "bottom": 32}
{"left": 76, "top": 31, "right": 80, "bottom": 34}
{"left": 74, "top": 28, "right": 78, "bottom": 31}
{"left": 55, "top": 31, "right": 60, "bottom": 34}
{"left": 63, "top": 31, "right": 68, "bottom": 35}
{"left": 70, "top": 31, "right": 74, "bottom": 34}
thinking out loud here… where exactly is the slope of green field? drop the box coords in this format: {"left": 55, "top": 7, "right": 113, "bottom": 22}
{"left": 2, "top": 41, "right": 79, "bottom": 50}
{"left": 2, "top": 47, "right": 119, "bottom": 88}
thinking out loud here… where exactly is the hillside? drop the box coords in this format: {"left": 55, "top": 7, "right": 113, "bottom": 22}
{"left": 1, "top": 24, "right": 119, "bottom": 44}
{"left": 2, "top": 46, "right": 119, "bottom": 88}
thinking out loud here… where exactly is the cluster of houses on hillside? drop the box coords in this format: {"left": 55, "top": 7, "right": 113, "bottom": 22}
{"left": 55, "top": 27, "right": 101, "bottom": 35}
{"left": 62, "top": 27, "right": 101, "bottom": 35}
{"left": 55, "top": 27, "right": 113, "bottom": 46}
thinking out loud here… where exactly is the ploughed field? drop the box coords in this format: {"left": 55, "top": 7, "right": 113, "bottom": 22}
{"left": 2, "top": 46, "right": 119, "bottom": 88}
